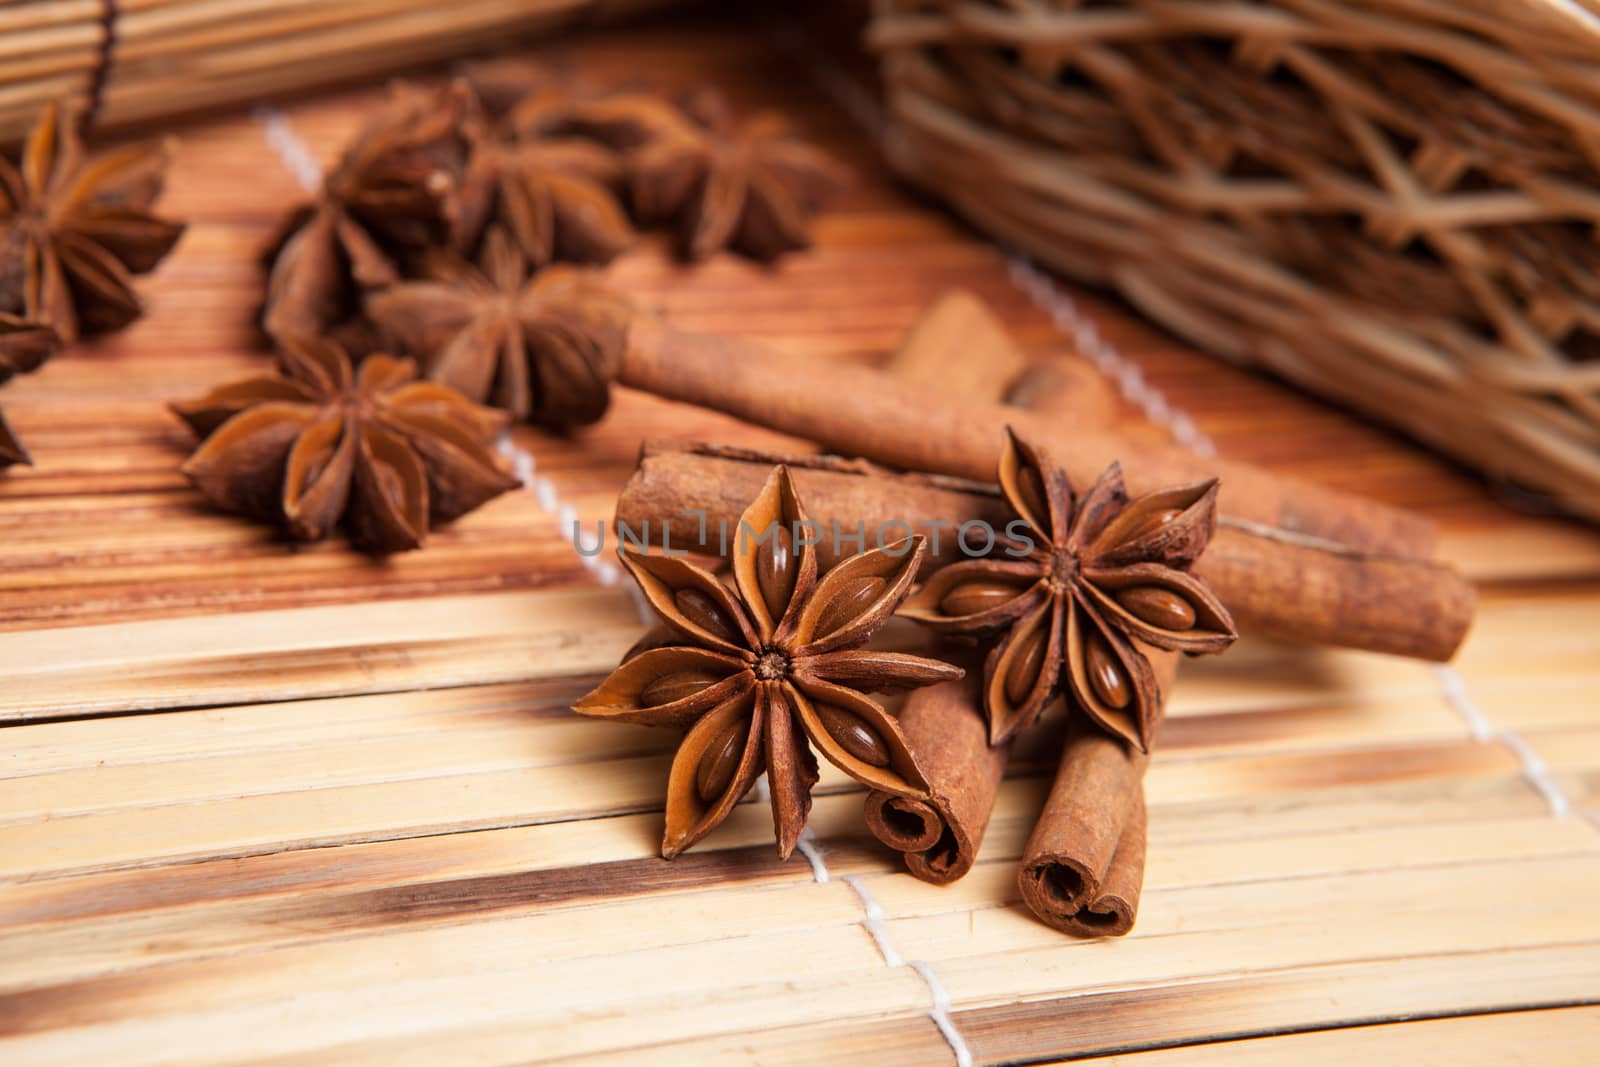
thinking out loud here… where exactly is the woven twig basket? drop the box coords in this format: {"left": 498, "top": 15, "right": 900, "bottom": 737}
{"left": 871, "top": 0, "right": 1600, "bottom": 522}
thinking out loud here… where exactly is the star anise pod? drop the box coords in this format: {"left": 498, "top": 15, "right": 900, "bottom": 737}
{"left": 576, "top": 467, "right": 962, "bottom": 860}
{"left": 454, "top": 138, "right": 633, "bottom": 266}
{"left": 0, "top": 102, "right": 185, "bottom": 342}
{"left": 588, "top": 90, "right": 846, "bottom": 262}
{"left": 263, "top": 81, "right": 472, "bottom": 343}
{"left": 903, "top": 431, "right": 1237, "bottom": 749}
{"left": 0, "top": 314, "right": 59, "bottom": 468}
{"left": 366, "top": 226, "right": 630, "bottom": 430}
{"left": 172, "top": 335, "right": 517, "bottom": 553}
{"left": 0, "top": 314, "right": 60, "bottom": 467}
{"left": 460, "top": 59, "right": 563, "bottom": 127}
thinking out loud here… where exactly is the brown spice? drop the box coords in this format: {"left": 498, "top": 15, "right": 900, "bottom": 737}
{"left": 610, "top": 89, "right": 847, "bottom": 262}
{"left": 574, "top": 466, "right": 962, "bottom": 860}
{"left": 617, "top": 314, "right": 1435, "bottom": 558}
{"left": 863, "top": 658, "right": 1010, "bottom": 885}
{"left": 0, "top": 102, "right": 185, "bottom": 342}
{"left": 881, "top": 289, "right": 1114, "bottom": 428}
{"left": 366, "top": 227, "right": 630, "bottom": 430}
{"left": 172, "top": 336, "right": 516, "bottom": 553}
{"left": 454, "top": 137, "right": 633, "bottom": 266}
{"left": 1017, "top": 679, "right": 1170, "bottom": 938}
{"left": 0, "top": 313, "right": 59, "bottom": 467}
{"left": 262, "top": 81, "right": 472, "bottom": 343}
{"left": 614, "top": 441, "right": 1476, "bottom": 662}
{"left": 902, "top": 431, "right": 1236, "bottom": 747}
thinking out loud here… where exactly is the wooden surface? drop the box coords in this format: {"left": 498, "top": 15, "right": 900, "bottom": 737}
{"left": 2, "top": 14, "right": 1599, "bottom": 1066}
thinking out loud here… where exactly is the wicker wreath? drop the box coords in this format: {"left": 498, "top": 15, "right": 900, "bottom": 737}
{"left": 872, "top": 0, "right": 1600, "bottom": 523}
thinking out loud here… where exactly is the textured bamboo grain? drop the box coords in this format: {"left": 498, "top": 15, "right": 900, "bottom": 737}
{"left": 1, "top": 17, "right": 1599, "bottom": 1066}
{"left": 0, "top": 0, "right": 674, "bottom": 143}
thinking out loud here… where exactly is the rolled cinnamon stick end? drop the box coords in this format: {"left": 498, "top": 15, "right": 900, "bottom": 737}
{"left": 1056, "top": 792, "right": 1147, "bottom": 938}
{"left": 619, "top": 317, "right": 1435, "bottom": 559}
{"left": 1018, "top": 647, "right": 1173, "bottom": 937}
{"left": 615, "top": 442, "right": 1476, "bottom": 661}
{"left": 864, "top": 665, "right": 1008, "bottom": 884}
{"left": 1016, "top": 724, "right": 1151, "bottom": 936}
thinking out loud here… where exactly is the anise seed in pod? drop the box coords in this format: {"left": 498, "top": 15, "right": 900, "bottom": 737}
{"left": 675, "top": 588, "right": 735, "bottom": 641}
{"left": 640, "top": 670, "right": 725, "bottom": 708}
{"left": 1117, "top": 586, "right": 1196, "bottom": 631}
{"left": 1005, "top": 628, "right": 1048, "bottom": 705}
{"left": 940, "top": 580, "right": 1019, "bottom": 618}
{"left": 756, "top": 525, "right": 796, "bottom": 620}
{"left": 814, "top": 704, "right": 889, "bottom": 767}
{"left": 1124, "top": 507, "right": 1183, "bottom": 543}
{"left": 695, "top": 718, "right": 747, "bottom": 803}
{"left": 1086, "top": 634, "right": 1130, "bottom": 708}
{"left": 1016, "top": 465, "right": 1050, "bottom": 528}
{"left": 812, "top": 576, "right": 885, "bottom": 638}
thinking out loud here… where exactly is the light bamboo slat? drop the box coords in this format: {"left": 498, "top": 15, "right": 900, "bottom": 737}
{"left": 1072, "top": 1006, "right": 1600, "bottom": 1066}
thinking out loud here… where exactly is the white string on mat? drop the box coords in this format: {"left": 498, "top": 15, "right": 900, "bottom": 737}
{"left": 1432, "top": 665, "right": 1576, "bottom": 820}
{"left": 845, "top": 876, "right": 976, "bottom": 1067}
{"left": 254, "top": 105, "right": 323, "bottom": 193}
{"left": 1430, "top": 664, "right": 1493, "bottom": 742}
{"left": 752, "top": 775, "right": 834, "bottom": 884}
{"left": 1005, "top": 257, "right": 1217, "bottom": 456}
{"left": 843, "top": 875, "right": 902, "bottom": 967}
{"left": 253, "top": 104, "right": 653, "bottom": 627}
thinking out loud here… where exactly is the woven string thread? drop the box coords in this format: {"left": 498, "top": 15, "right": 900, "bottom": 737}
{"left": 82, "top": 0, "right": 121, "bottom": 133}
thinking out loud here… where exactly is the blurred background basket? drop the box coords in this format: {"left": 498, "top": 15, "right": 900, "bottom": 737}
{"left": 870, "top": 0, "right": 1600, "bottom": 523}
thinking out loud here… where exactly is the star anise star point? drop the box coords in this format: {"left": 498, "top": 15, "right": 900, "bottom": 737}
{"left": 0, "top": 102, "right": 186, "bottom": 343}
{"left": 576, "top": 466, "right": 962, "bottom": 860}
{"left": 263, "top": 82, "right": 472, "bottom": 344}
{"left": 903, "top": 430, "right": 1237, "bottom": 749}
{"left": 455, "top": 138, "right": 634, "bottom": 267}
{"left": 173, "top": 335, "right": 517, "bottom": 554}
{"left": 610, "top": 90, "right": 847, "bottom": 263}
{"left": 366, "top": 225, "right": 630, "bottom": 430}
{"left": 0, "top": 313, "right": 61, "bottom": 468}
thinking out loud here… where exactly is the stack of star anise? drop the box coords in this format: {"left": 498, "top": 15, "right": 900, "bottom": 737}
{"left": 259, "top": 68, "right": 845, "bottom": 431}
{"left": 0, "top": 103, "right": 188, "bottom": 467}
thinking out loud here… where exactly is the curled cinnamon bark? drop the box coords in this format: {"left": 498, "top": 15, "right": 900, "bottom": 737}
{"left": 618, "top": 315, "right": 1434, "bottom": 559}
{"left": 614, "top": 442, "right": 1476, "bottom": 661}
{"left": 863, "top": 657, "right": 1008, "bottom": 884}
{"left": 1016, "top": 649, "right": 1174, "bottom": 937}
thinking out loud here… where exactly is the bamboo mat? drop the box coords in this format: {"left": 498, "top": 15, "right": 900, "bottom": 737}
{"left": 2, "top": 14, "right": 1600, "bottom": 1066}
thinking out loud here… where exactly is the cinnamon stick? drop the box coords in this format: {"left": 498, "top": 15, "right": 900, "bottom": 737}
{"left": 1016, "top": 649, "right": 1175, "bottom": 937}
{"left": 619, "top": 316, "right": 1435, "bottom": 559}
{"left": 863, "top": 658, "right": 1008, "bottom": 884}
{"left": 614, "top": 442, "right": 1476, "bottom": 661}
{"left": 883, "top": 289, "right": 1115, "bottom": 428}
{"left": 1004, "top": 358, "right": 1115, "bottom": 425}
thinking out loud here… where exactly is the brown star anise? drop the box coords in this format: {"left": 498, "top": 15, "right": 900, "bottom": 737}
{"left": 0, "top": 314, "right": 59, "bottom": 467}
{"left": 173, "top": 335, "right": 517, "bottom": 553}
{"left": 454, "top": 138, "right": 634, "bottom": 267}
{"left": 599, "top": 90, "right": 846, "bottom": 262}
{"left": 576, "top": 467, "right": 962, "bottom": 860}
{"left": 903, "top": 431, "right": 1237, "bottom": 748}
{"left": 263, "top": 81, "right": 471, "bottom": 343}
{"left": 0, "top": 102, "right": 185, "bottom": 342}
{"left": 366, "top": 226, "right": 630, "bottom": 430}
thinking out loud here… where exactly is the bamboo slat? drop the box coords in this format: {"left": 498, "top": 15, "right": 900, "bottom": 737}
{"left": 1, "top": 16, "right": 1598, "bottom": 1066}
{"left": 1072, "top": 1007, "right": 1600, "bottom": 1066}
